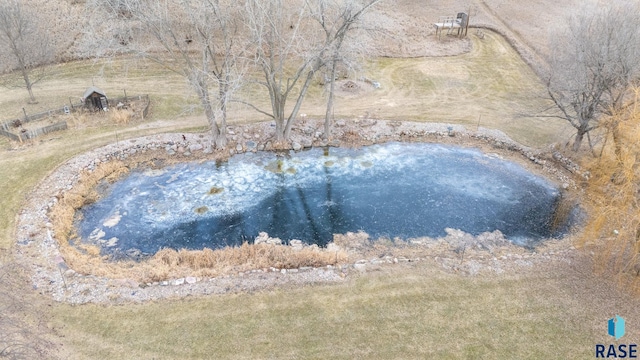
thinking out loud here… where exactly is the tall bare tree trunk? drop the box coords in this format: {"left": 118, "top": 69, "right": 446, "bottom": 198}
{"left": 274, "top": 90, "right": 286, "bottom": 142}
{"left": 309, "top": 0, "right": 381, "bottom": 141}
{"left": 284, "top": 69, "right": 316, "bottom": 139}
{"left": 198, "top": 84, "right": 221, "bottom": 145}
{"left": 572, "top": 132, "right": 583, "bottom": 152}
{"left": 22, "top": 68, "right": 35, "bottom": 103}
{"left": 217, "top": 80, "right": 229, "bottom": 148}
{"left": 324, "top": 57, "right": 337, "bottom": 140}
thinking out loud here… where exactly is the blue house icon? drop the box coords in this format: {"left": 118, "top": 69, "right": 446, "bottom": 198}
{"left": 608, "top": 315, "right": 626, "bottom": 340}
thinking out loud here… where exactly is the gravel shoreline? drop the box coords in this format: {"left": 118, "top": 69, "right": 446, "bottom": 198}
{"left": 13, "top": 119, "right": 581, "bottom": 304}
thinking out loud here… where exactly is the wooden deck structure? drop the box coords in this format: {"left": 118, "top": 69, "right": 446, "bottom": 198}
{"left": 433, "top": 12, "right": 469, "bottom": 40}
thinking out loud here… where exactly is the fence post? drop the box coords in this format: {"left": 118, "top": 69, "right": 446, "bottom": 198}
{"left": 124, "top": 89, "right": 128, "bottom": 103}
{"left": 22, "top": 108, "right": 28, "bottom": 122}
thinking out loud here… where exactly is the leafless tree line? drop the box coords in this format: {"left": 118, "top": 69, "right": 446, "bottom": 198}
{"left": 83, "top": 0, "right": 381, "bottom": 147}
{"left": 3, "top": 0, "right": 639, "bottom": 154}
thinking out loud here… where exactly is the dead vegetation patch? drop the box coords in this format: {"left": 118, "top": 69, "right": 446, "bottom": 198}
{"left": 340, "top": 129, "right": 363, "bottom": 146}
{"left": 57, "top": 240, "right": 347, "bottom": 284}
{"left": 154, "top": 244, "right": 346, "bottom": 278}
{"left": 109, "top": 108, "right": 135, "bottom": 125}
{"left": 334, "top": 80, "right": 375, "bottom": 98}
{"left": 49, "top": 161, "right": 130, "bottom": 248}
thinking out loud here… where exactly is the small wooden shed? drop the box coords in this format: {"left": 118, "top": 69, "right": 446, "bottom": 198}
{"left": 82, "top": 87, "right": 108, "bottom": 111}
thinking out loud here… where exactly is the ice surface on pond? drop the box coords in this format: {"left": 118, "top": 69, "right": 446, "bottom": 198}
{"left": 77, "top": 142, "right": 562, "bottom": 259}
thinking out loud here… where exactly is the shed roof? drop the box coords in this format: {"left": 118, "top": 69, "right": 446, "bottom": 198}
{"left": 82, "top": 86, "right": 107, "bottom": 99}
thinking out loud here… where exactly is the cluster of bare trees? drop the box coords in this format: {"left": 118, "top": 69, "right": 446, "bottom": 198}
{"left": 545, "top": 3, "right": 640, "bottom": 152}
{"left": 84, "top": 0, "right": 248, "bottom": 148}
{"left": 3, "top": 0, "right": 638, "bottom": 154}
{"left": 84, "top": 0, "right": 380, "bottom": 148}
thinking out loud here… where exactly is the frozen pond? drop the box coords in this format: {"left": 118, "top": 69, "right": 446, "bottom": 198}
{"left": 77, "top": 142, "right": 566, "bottom": 260}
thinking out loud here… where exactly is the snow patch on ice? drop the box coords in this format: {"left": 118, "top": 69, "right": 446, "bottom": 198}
{"left": 102, "top": 210, "right": 122, "bottom": 228}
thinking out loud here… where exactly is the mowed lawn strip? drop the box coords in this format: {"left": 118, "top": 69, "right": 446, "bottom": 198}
{"left": 51, "top": 265, "right": 596, "bottom": 360}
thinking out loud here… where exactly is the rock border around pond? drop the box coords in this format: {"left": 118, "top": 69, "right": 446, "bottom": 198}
{"left": 13, "top": 119, "right": 581, "bottom": 304}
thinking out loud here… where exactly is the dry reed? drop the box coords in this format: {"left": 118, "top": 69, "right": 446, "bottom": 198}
{"left": 577, "top": 89, "right": 640, "bottom": 291}
{"left": 152, "top": 243, "right": 347, "bottom": 274}
{"left": 333, "top": 231, "right": 370, "bottom": 249}
{"left": 66, "top": 112, "right": 90, "bottom": 128}
{"left": 49, "top": 161, "right": 128, "bottom": 245}
{"left": 109, "top": 108, "right": 134, "bottom": 125}
{"left": 57, "top": 242, "right": 347, "bottom": 284}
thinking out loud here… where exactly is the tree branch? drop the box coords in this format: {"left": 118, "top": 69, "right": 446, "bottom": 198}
{"left": 230, "top": 99, "right": 274, "bottom": 119}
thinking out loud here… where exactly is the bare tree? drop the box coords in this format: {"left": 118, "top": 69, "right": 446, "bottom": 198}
{"left": 86, "top": 0, "right": 245, "bottom": 148}
{"left": 307, "top": 0, "right": 380, "bottom": 139}
{"left": 0, "top": 0, "right": 53, "bottom": 103}
{"left": 244, "top": 0, "right": 327, "bottom": 143}
{"left": 180, "top": 0, "right": 247, "bottom": 148}
{"left": 545, "top": 3, "right": 640, "bottom": 152}
{"left": 194, "top": 0, "right": 247, "bottom": 145}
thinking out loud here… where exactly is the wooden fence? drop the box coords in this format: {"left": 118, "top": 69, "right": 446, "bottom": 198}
{"left": 0, "top": 129, "right": 20, "bottom": 141}
{"left": 0, "top": 93, "right": 150, "bottom": 142}
{"left": 105, "top": 94, "right": 151, "bottom": 119}
{"left": 18, "top": 121, "right": 69, "bottom": 141}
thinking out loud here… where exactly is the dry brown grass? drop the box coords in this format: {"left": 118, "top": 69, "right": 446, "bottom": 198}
{"left": 59, "top": 241, "right": 347, "bottom": 284}
{"left": 154, "top": 243, "right": 346, "bottom": 275}
{"left": 333, "top": 230, "right": 371, "bottom": 249}
{"left": 49, "top": 161, "right": 129, "bottom": 246}
{"left": 109, "top": 108, "right": 134, "bottom": 125}
{"left": 577, "top": 90, "right": 640, "bottom": 291}
{"left": 65, "top": 111, "right": 90, "bottom": 128}
{"left": 550, "top": 192, "right": 579, "bottom": 234}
